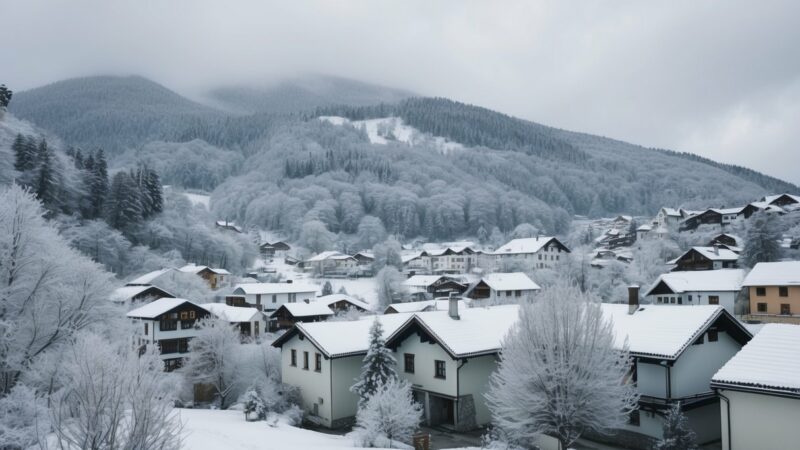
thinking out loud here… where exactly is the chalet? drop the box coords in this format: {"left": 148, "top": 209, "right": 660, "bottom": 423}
{"left": 492, "top": 236, "right": 570, "bottom": 270}
{"left": 305, "top": 251, "right": 358, "bottom": 276}
{"left": 591, "top": 248, "right": 634, "bottom": 268}
{"left": 352, "top": 251, "right": 374, "bottom": 265}
{"left": 742, "top": 261, "right": 800, "bottom": 321}
{"left": 594, "top": 228, "right": 636, "bottom": 249}
{"left": 314, "top": 294, "right": 371, "bottom": 313}
{"left": 270, "top": 302, "right": 335, "bottom": 331}
{"left": 384, "top": 299, "right": 470, "bottom": 314}
{"left": 707, "top": 233, "right": 743, "bottom": 252}
{"left": 215, "top": 220, "right": 243, "bottom": 233}
{"left": 636, "top": 224, "right": 653, "bottom": 240}
{"left": 126, "top": 267, "right": 178, "bottom": 286}
{"left": 403, "top": 275, "right": 468, "bottom": 299}
{"left": 110, "top": 285, "right": 175, "bottom": 305}
{"left": 465, "top": 272, "right": 540, "bottom": 304}
{"left": 227, "top": 282, "right": 318, "bottom": 312}
{"left": 760, "top": 193, "right": 800, "bottom": 209}
{"left": 271, "top": 314, "right": 413, "bottom": 428}
{"left": 655, "top": 207, "right": 682, "bottom": 228}
{"left": 741, "top": 201, "right": 785, "bottom": 218}
{"left": 644, "top": 269, "right": 745, "bottom": 314}
{"left": 200, "top": 303, "right": 266, "bottom": 339}
{"left": 126, "top": 298, "right": 211, "bottom": 371}
{"left": 711, "top": 324, "right": 800, "bottom": 450}
{"left": 679, "top": 207, "right": 744, "bottom": 231}
{"left": 668, "top": 246, "right": 739, "bottom": 271}
{"left": 418, "top": 246, "right": 477, "bottom": 274}
{"left": 401, "top": 251, "right": 426, "bottom": 274}
{"left": 260, "top": 240, "right": 291, "bottom": 258}
{"left": 178, "top": 264, "right": 231, "bottom": 290}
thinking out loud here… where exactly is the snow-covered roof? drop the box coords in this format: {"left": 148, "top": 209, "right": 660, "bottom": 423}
{"left": 215, "top": 220, "right": 243, "bottom": 232}
{"left": 710, "top": 207, "right": 745, "bottom": 215}
{"left": 637, "top": 224, "right": 653, "bottom": 231}
{"left": 493, "top": 236, "right": 563, "bottom": 255}
{"left": 273, "top": 313, "right": 414, "bottom": 358}
{"left": 661, "top": 207, "right": 681, "bottom": 217}
{"left": 271, "top": 302, "right": 335, "bottom": 318}
{"left": 762, "top": 193, "right": 800, "bottom": 205}
{"left": 306, "top": 251, "right": 355, "bottom": 262}
{"left": 126, "top": 298, "right": 206, "bottom": 319}
{"left": 645, "top": 269, "right": 745, "bottom": 296}
{"left": 109, "top": 285, "right": 175, "bottom": 303}
{"left": 233, "top": 282, "right": 319, "bottom": 295}
{"left": 179, "top": 264, "right": 231, "bottom": 275}
{"left": 742, "top": 261, "right": 800, "bottom": 286}
{"left": 712, "top": 324, "right": 800, "bottom": 395}
{"left": 384, "top": 299, "right": 470, "bottom": 314}
{"left": 401, "top": 251, "right": 423, "bottom": 263}
{"left": 126, "top": 268, "right": 176, "bottom": 286}
{"left": 314, "top": 294, "right": 372, "bottom": 311}
{"left": 748, "top": 201, "right": 785, "bottom": 214}
{"left": 480, "top": 272, "right": 541, "bottom": 292}
{"left": 200, "top": 303, "right": 262, "bottom": 322}
{"left": 669, "top": 246, "right": 739, "bottom": 264}
{"left": 404, "top": 275, "right": 446, "bottom": 288}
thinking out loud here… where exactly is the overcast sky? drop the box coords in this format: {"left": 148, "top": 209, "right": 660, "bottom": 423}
{"left": 3, "top": 0, "right": 799, "bottom": 184}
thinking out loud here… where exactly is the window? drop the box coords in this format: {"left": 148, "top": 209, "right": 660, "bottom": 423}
{"left": 709, "top": 295, "right": 719, "bottom": 305}
{"left": 779, "top": 286, "right": 789, "bottom": 297}
{"left": 434, "top": 360, "right": 446, "bottom": 379}
{"left": 688, "top": 295, "right": 693, "bottom": 302}
{"left": 677, "top": 296, "right": 683, "bottom": 305}
{"left": 180, "top": 311, "right": 188, "bottom": 320}
{"left": 256, "top": 294, "right": 262, "bottom": 305}
{"left": 404, "top": 354, "right": 415, "bottom": 374}
{"left": 289, "top": 293, "right": 297, "bottom": 303}
{"left": 756, "top": 287, "right": 766, "bottom": 297}
{"left": 303, "top": 351, "right": 309, "bottom": 370}
{"left": 708, "top": 329, "right": 718, "bottom": 342}
{"left": 757, "top": 302, "right": 768, "bottom": 313}
{"left": 515, "top": 290, "right": 521, "bottom": 297}
{"left": 290, "top": 349, "right": 297, "bottom": 366}
{"left": 189, "top": 310, "right": 196, "bottom": 319}
{"left": 781, "top": 304, "right": 791, "bottom": 315}
{"left": 160, "top": 320, "right": 177, "bottom": 331}
{"left": 315, "top": 353, "right": 322, "bottom": 372}
{"left": 272, "top": 294, "right": 277, "bottom": 303}
{"left": 254, "top": 322, "right": 259, "bottom": 336}
{"left": 181, "top": 320, "right": 193, "bottom": 329}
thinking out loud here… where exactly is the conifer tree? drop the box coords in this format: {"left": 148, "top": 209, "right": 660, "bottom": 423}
{"left": 351, "top": 318, "right": 397, "bottom": 408}
{"left": 105, "top": 171, "right": 143, "bottom": 232}
{"left": 0, "top": 84, "right": 11, "bottom": 109}
{"left": 740, "top": 212, "right": 782, "bottom": 268}
{"left": 12, "top": 134, "right": 37, "bottom": 173}
{"left": 35, "top": 140, "right": 57, "bottom": 210}
{"left": 89, "top": 150, "right": 109, "bottom": 219}
{"left": 654, "top": 402, "right": 698, "bottom": 450}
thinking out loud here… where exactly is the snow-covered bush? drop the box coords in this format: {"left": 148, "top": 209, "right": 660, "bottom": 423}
{"left": 0, "top": 383, "right": 48, "bottom": 449}
{"left": 241, "top": 386, "right": 268, "bottom": 421}
{"left": 654, "top": 402, "right": 698, "bottom": 450}
{"left": 375, "top": 266, "right": 407, "bottom": 310}
{"left": 353, "top": 378, "right": 422, "bottom": 448}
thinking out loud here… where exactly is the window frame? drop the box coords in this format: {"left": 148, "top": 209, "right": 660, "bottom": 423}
{"left": 290, "top": 349, "right": 297, "bottom": 367}
{"left": 314, "top": 353, "right": 322, "bottom": 372}
{"left": 434, "top": 360, "right": 446, "bottom": 379}
{"left": 756, "top": 287, "right": 766, "bottom": 297}
{"left": 757, "top": 302, "right": 768, "bottom": 313}
{"left": 779, "top": 286, "right": 789, "bottom": 297}
{"left": 404, "top": 353, "right": 415, "bottom": 374}
{"left": 303, "top": 351, "right": 309, "bottom": 370}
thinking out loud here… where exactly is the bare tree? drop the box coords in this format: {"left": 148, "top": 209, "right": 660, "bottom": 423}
{"left": 182, "top": 317, "right": 241, "bottom": 409}
{"left": 486, "top": 282, "right": 639, "bottom": 450}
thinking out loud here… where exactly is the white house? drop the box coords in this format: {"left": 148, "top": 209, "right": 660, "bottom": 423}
{"left": 711, "top": 324, "right": 800, "bottom": 450}
{"left": 228, "top": 282, "right": 318, "bottom": 312}
{"left": 200, "top": 302, "right": 266, "bottom": 339}
{"left": 644, "top": 269, "right": 745, "bottom": 314}
{"left": 465, "top": 272, "right": 541, "bottom": 304}
{"left": 403, "top": 275, "right": 468, "bottom": 299}
{"left": 491, "top": 236, "right": 570, "bottom": 270}
{"left": 126, "top": 298, "right": 212, "bottom": 371}
{"left": 110, "top": 285, "right": 175, "bottom": 305}
{"left": 669, "top": 246, "right": 739, "bottom": 271}
{"left": 418, "top": 246, "right": 477, "bottom": 274}
{"left": 655, "top": 207, "right": 682, "bottom": 228}
{"left": 305, "top": 251, "right": 358, "bottom": 276}
{"left": 271, "top": 314, "right": 413, "bottom": 428}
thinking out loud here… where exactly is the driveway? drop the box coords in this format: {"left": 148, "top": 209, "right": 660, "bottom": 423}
{"left": 419, "top": 426, "right": 483, "bottom": 449}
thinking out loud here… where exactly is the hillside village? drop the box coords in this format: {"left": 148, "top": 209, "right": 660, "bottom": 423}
{"left": 104, "top": 190, "right": 800, "bottom": 450}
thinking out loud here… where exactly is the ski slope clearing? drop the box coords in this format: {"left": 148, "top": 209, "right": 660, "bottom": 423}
{"left": 319, "top": 116, "right": 463, "bottom": 154}
{"left": 184, "top": 192, "right": 211, "bottom": 209}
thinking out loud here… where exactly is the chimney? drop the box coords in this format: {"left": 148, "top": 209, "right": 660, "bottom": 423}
{"left": 713, "top": 244, "right": 720, "bottom": 255}
{"left": 628, "top": 285, "right": 639, "bottom": 315}
{"left": 448, "top": 292, "right": 460, "bottom": 320}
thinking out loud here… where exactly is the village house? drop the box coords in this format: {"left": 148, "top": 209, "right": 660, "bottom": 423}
{"left": 200, "top": 302, "right": 266, "bottom": 339}
{"left": 227, "top": 282, "right": 318, "bottom": 312}
{"left": 260, "top": 240, "right": 291, "bottom": 259}
{"left": 760, "top": 193, "right": 800, "bottom": 209}
{"left": 679, "top": 208, "right": 744, "bottom": 231}
{"left": 314, "top": 294, "right": 372, "bottom": 313}
{"left": 215, "top": 219, "right": 243, "bottom": 233}
{"left": 669, "top": 246, "right": 739, "bottom": 271}
{"left": 110, "top": 284, "right": 175, "bottom": 305}
{"left": 636, "top": 224, "right": 653, "bottom": 240}
{"left": 590, "top": 248, "right": 634, "bottom": 268}
{"left": 644, "top": 269, "right": 745, "bottom": 314}
{"left": 707, "top": 233, "right": 743, "bottom": 252}
{"left": 465, "top": 272, "right": 540, "bottom": 304}
{"left": 655, "top": 207, "right": 682, "bottom": 228}
{"left": 178, "top": 264, "right": 232, "bottom": 290}
{"left": 711, "top": 324, "right": 800, "bottom": 450}
{"left": 403, "top": 275, "right": 468, "bottom": 300}
{"left": 270, "top": 302, "right": 335, "bottom": 331}
{"left": 418, "top": 246, "right": 478, "bottom": 274}
{"left": 742, "top": 261, "right": 800, "bottom": 321}
{"left": 740, "top": 201, "right": 786, "bottom": 218}
{"left": 305, "top": 251, "right": 358, "bottom": 276}
{"left": 491, "top": 236, "right": 570, "bottom": 270}
{"left": 125, "top": 267, "right": 179, "bottom": 286}
{"left": 126, "top": 298, "right": 211, "bottom": 371}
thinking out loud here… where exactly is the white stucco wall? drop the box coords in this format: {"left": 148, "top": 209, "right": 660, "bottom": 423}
{"left": 330, "top": 355, "right": 363, "bottom": 423}
{"left": 457, "top": 354, "right": 498, "bottom": 425}
{"left": 242, "top": 290, "right": 317, "bottom": 312}
{"left": 648, "top": 291, "right": 737, "bottom": 314}
{"left": 393, "top": 333, "right": 458, "bottom": 397}
{"left": 636, "top": 361, "right": 667, "bottom": 398}
{"left": 280, "top": 334, "right": 333, "bottom": 426}
{"left": 720, "top": 389, "right": 800, "bottom": 450}
{"left": 671, "top": 330, "right": 740, "bottom": 398}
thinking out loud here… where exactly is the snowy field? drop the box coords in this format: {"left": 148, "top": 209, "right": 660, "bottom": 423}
{"left": 184, "top": 192, "right": 211, "bottom": 210}
{"left": 319, "top": 116, "right": 463, "bottom": 154}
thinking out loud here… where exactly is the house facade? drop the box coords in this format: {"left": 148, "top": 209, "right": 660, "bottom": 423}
{"left": 178, "top": 264, "right": 231, "bottom": 290}
{"left": 742, "top": 261, "right": 800, "bottom": 320}
{"left": 201, "top": 303, "right": 266, "bottom": 339}
{"left": 491, "top": 236, "right": 570, "bottom": 270}
{"left": 306, "top": 252, "right": 358, "bottom": 276}
{"left": 227, "top": 282, "right": 318, "bottom": 312}
{"left": 403, "top": 275, "right": 468, "bottom": 299}
{"left": 418, "top": 247, "right": 477, "bottom": 274}
{"left": 126, "top": 298, "right": 211, "bottom": 371}
{"left": 644, "top": 269, "right": 744, "bottom": 314}
{"left": 669, "top": 247, "right": 739, "bottom": 271}
{"left": 465, "top": 272, "right": 541, "bottom": 304}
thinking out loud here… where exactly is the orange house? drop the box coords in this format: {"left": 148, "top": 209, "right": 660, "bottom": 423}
{"left": 743, "top": 261, "right": 800, "bottom": 319}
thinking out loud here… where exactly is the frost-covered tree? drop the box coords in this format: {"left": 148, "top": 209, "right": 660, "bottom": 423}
{"left": 375, "top": 266, "right": 407, "bottom": 310}
{"left": 357, "top": 215, "right": 386, "bottom": 250}
{"left": 105, "top": 171, "right": 143, "bottom": 233}
{"left": 0, "top": 383, "right": 48, "bottom": 449}
{"left": 300, "top": 219, "right": 335, "bottom": 254}
{"left": 740, "top": 212, "right": 783, "bottom": 268}
{"left": 510, "top": 222, "right": 540, "bottom": 239}
{"left": 351, "top": 318, "right": 397, "bottom": 408}
{"left": 654, "top": 402, "right": 698, "bottom": 450}
{"left": 0, "top": 84, "right": 11, "bottom": 110}
{"left": 486, "top": 282, "right": 639, "bottom": 450}
{"left": 49, "top": 333, "right": 182, "bottom": 450}
{"left": 183, "top": 317, "right": 242, "bottom": 409}
{"left": 321, "top": 280, "right": 333, "bottom": 296}
{"left": 354, "top": 378, "right": 422, "bottom": 448}
{"left": 372, "top": 236, "right": 403, "bottom": 270}
{"left": 242, "top": 386, "right": 268, "bottom": 421}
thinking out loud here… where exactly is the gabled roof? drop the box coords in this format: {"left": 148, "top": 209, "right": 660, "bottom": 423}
{"left": 712, "top": 324, "right": 800, "bottom": 396}
{"left": 200, "top": 303, "right": 262, "bottom": 322}
{"left": 637, "top": 224, "right": 653, "bottom": 231}
{"left": 493, "top": 236, "right": 569, "bottom": 255}
{"left": 660, "top": 207, "right": 681, "bottom": 217}
{"left": 315, "top": 294, "right": 372, "bottom": 312}
{"left": 384, "top": 299, "right": 470, "bottom": 314}
{"left": 126, "top": 268, "right": 176, "bottom": 286}
{"left": 710, "top": 207, "right": 745, "bottom": 215}
{"left": 480, "top": 272, "right": 541, "bottom": 292}
{"left": 762, "top": 193, "right": 800, "bottom": 205}
{"left": 644, "top": 269, "right": 745, "bottom": 296}
{"left": 179, "top": 264, "right": 231, "bottom": 275}
{"left": 669, "top": 246, "right": 739, "bottom": 264}
{"left": 404, "top": 275, "right": 446, "bottom": 288}
{"left": 270, "top": 302, "right": 335, "bottom": 319}
{"left": 233, "top": 282, "right": 319, "bottom": 295}
{"left": 742, "top": 261, "right": 800, "bottom": 287}
{"left": 110, "top": 285, "right": 176, "bottom": 303}
{"left": 306, "top": 251, "right": 356, "bottom": 262}
{"left": 271, "top": 313, "right": 413, "bottom": 358}
{"left": 126, "top": 298, "right": 207, "bottom": 319}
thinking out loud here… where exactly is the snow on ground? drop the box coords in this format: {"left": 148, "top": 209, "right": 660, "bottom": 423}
{"left": 179, "top": 409, "right": 362, "bottom": 450}
{"left": 310, "top": 277, "right": 378, "bottom": 307}
{"left": 184, "top": 192, "right": 211, "bottom": 210}
{"left": 319, "top": 116, "right": 463, "bottom": 154}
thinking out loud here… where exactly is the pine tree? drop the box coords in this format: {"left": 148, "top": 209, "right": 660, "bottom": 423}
{"left": 0, "top": 84, "right": 12, "bottom": 108}
{"left": 145, "top": 168, "right": 163, "bottom": 215}
{"left": 105, "top": 172, "right": 143, "bottom": 232}
{"left": 12, "top": 134, "right": 36, "bottom": 172}
{"left": 89, "top": 150, "right": 109, "bottom": 219}
{"left": 321, "top": 281, "right": 333, "bottom": 296}
{"left": 351, "top": 318, "right": 397, "bottom": 408}
{"left": 740, "top": 212, "right": 782, "bottom": 268}
{"left": 73, "top": 149, "right": 84, "bottom": 169}
{"left": 654, "top": 402, "right": 698, "bottom": 450}
{"left": 35, "top": 140, "right": 57, "bottom": 210}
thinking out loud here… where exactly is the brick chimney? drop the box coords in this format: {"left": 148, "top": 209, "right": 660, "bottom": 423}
{"left": 628, "top": 285, "right": 639, "bottom": 315}
{"left": 448, "top": 292, "right": 460, "bottom": 320}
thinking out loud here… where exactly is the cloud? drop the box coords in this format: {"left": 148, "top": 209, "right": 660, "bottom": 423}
{"left": 1, "top": 0, "right": 798, "bottom": 183}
